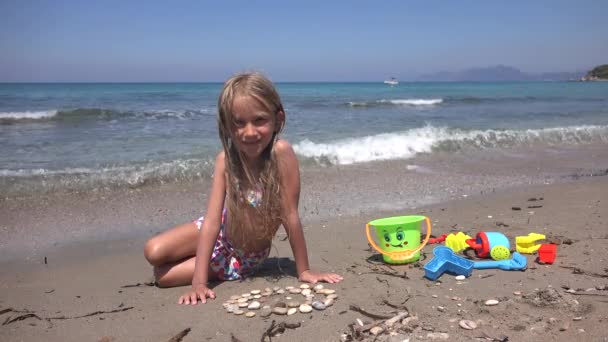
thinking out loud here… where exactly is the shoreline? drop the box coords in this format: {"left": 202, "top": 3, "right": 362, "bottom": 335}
{"left": 2, "top": 143, "right": 608, "bottom": 263}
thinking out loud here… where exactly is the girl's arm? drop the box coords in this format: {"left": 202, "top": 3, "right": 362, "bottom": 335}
{"left": 178, "top": 152, "right": 227, "bottom": 304}
{"left": 276, "top": 140, "right": 343, "bottom": 284}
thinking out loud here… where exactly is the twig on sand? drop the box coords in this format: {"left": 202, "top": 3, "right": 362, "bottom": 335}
{"left": 3, "top": 313, "right": 43, "bottom": 326}
{"left": 349, "top": 305, "right": 394, "bottom": 320}
{"left": 261, "top": 320, "right": 301, "bottom": 342}
{"left": 569, "top": 292, "right": 608, "bottom": 298}
{"left": 167, "top": 327, "right": 191, "bottom": 342}
{"left": 559, "top": 266, "right": 608, "bottom": 278}
{"left": 381, "top": 299, "right": 410, "bottom": 311}
{"left": 46, "top": 306, "right": 134, "bottom": 320}
{"left": 476, "top": 331, "right": 509, "bottom": 341}
{"left": 0, "top": 308, "right": 15, "bottom": 316}
{"left": 120, "top": 281, "right": 156, "bottom": 288}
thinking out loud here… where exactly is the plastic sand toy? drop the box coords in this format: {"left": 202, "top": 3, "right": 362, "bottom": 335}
{"left": 424, "top": 246, "right": 474, "bottom": 280}
{"left": 473, "top": 252, "right": 527, "bottom": 271}
{"left": 366, "top": 215, "right": 432, "bottom": 264}
{"left": 445, "top": 232, "right": 473, "bottom": 252}
{"left": 515, "top": 233, "right": 546, "bottom": 254}
{"left": 537, "top": 244, "right": 557, "bottom": 264}
{"left": 465, "top": 232, "right": 511, "bottom": 260}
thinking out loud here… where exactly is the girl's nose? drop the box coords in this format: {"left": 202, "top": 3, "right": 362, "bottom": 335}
{"left": 243, "top": 123, "right": 257, "bottom": 137}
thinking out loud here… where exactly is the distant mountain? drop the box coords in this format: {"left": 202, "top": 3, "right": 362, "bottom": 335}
{"left": 581, "top": 64, "right": 608, "bottom": 81}
{"left": 417, "top": 65, "right": 584, "bottom": 82}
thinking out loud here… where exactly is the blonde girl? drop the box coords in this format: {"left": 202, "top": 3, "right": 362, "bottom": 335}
{"left": 144, "top": 72, "right": 343, "bottom": 304}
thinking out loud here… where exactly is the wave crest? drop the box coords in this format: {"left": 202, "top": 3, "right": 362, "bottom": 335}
{"left": 294, "top": 125, "right": 608, "bottom": 165}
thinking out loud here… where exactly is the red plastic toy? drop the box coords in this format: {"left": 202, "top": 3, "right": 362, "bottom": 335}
{"left": 537, "top": 244, "right": 557, "bottom": 264}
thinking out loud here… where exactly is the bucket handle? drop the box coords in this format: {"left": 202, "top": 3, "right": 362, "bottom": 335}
{"left": 365, "top": 217, "right": 432, "bottom": 261}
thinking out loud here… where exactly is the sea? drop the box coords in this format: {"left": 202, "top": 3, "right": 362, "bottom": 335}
{"left": 1, "top": 81, "right": 608, "bottom": 196}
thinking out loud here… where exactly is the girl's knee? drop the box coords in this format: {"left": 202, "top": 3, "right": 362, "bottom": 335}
{"left": 144, "top": 238, "right": 165, "bottom": 266}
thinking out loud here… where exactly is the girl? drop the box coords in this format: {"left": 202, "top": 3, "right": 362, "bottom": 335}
{"left": 144, "top": 72, "right": 343, "bottom": 305}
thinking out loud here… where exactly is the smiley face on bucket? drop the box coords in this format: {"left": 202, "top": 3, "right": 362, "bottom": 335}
{"left": 383, "top": 228, "right": 409, "bottom": 249}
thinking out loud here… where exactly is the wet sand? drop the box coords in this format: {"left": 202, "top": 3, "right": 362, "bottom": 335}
{"left": 1, "top": 144, "right": 608, "bottom": 341}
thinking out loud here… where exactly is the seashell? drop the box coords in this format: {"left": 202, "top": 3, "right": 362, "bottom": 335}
{"left": 248, "top": 301, "right": 261, "bottom": 310}
{"left": 262, "top": 291, "right": 272, "bottom": 297}
{"left": 459, "top": 320, "right": 477, "bottom": 330}
{"left": 312, "top": 301, "right": 327, "bottom": 310}
{"left": 230, "top": 295, "right": 241, "bottom": 300}
{"left": 234, "top": 309, "right": 245, "bottom": 315}
{"left": 289, "top": 288, "right": 302, "bottom": 294}
{"left": 313, "top": 284, "right": 324, "bottom": 292}
{"left": 301, "top": 289, "right": 312, "bottom": 296}
{"left": 305, "top": 298, "right": 313, "bottom": 305}
{"left": 455, "top": 275, "right": 466, "bottom": 281}
{"left": 370, "top": 326, "right": 384, "bottom": 336}
{"left": 273, "top": 302, "right": 287, "bottom": 308}
{"left": 272, "top": 307, "right": 288, "bottom": 315}
{"left": 250, "top": 289, "right": 261, "bottom": 295}
{"left": 318, "top": 289, "right": 336, "bottom": 295}
{"left": 323, "top": 298, "right": 334, "bottom": 307}
{"left": 299, "top": 304, "right": 313, "bottom": 313}
{"left": 265, "top": 287, "right": 272, "bottom": 293}
{"left": 272, "top": 286, "right": 280, "bottom": 291}
{"left": 287, "top": 308, "right": 297, "bottom": 315}
{"left": 276, "top": 289, "right": 285, "bottom": 294}
{"left": 253, "top": 294, "right": 261, "bottom": 299}
{"left": 245, "top": 311, "right": 256, "bottom": 318}
{"left": 238, "top": 302, "right": 249, "bottom": 308}
{"left": 225, "top": 304, "right": 237, "bottom": 313}
{"left": 287, "top": 301, "right": 299, "bottom": 308}
{"left": 242, "top": 293, "right": 251, "bottom": 297}
{"left": 485, "top": 299, "right": 499, "bottom": 306}
{"left": 285, "top": 286, "right": 294, "bottom": 290}
{"left": 300, "top": 284, "right": 310, "bottom": 289}
{"left": 237, "top": 297, "right": 249, "bottom": 303}
{"left": 260, "top": 307, "right": 272, "bottom": 317}
{"left": 326, "top": 294, "right": 338, "bottom": 300}
{"left": 226, "top": 299, "right": 236, "bottom": 304}
{"left": 513, "top": 291, "right": 522, "bottom": 296}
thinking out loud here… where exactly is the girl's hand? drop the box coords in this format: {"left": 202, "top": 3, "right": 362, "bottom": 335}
{"left": 178, "top": 284, "right": 216, "bottom": 305}
{"left": 299, "top": 270, "right": 343, "bottom": 284}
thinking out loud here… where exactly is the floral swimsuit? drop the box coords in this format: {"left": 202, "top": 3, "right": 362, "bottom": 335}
{"left": 194, "top": 208, "right": 270, "bottom": 280}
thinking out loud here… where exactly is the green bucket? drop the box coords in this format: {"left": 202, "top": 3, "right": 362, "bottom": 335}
{"left": 365, "top": 215, "right": 432, "bottom": 264}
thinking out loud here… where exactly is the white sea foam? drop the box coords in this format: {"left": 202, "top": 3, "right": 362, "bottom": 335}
{"left": 0, "top": 110, "right": 58, "bottom": 120}
{"left": 294, "top": 125, "right": 608, "bottom": 165}
{"left": 379, "top": 99, "right": 443, "bottom": 106}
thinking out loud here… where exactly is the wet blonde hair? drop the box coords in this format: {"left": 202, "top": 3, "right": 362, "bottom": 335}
{"left": 217, "top": 72, "right": 285, "bottom": 248}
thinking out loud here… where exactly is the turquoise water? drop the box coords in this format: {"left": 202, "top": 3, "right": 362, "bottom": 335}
{"left": 1, "top": 82, "right": 607, "bottom": 194}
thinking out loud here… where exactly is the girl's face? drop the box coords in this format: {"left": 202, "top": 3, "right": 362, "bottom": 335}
{"left": 231, "top": 95, "right": 283, "bottom": 163}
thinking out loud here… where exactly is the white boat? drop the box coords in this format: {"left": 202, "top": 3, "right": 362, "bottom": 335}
{"left": 383, "top": 77, "right": 398, "bottom": 85}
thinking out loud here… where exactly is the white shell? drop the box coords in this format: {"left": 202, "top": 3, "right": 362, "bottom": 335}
{"left": 485, "top": 299, "right": 499, "bottom": 306}
{"left": 299, "top": 304, "right": 313, "bottom": 313}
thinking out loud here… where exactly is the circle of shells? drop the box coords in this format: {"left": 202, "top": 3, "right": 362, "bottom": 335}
{"left": 222, "top": 283, "right": 338, "bottom": 318}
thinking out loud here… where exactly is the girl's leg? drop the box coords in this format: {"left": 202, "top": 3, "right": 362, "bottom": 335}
{"left": 144, "top": 222, "right": 218, "bottom": 287}
{"left": 144, "top": 222, "right": 199, "bottom": 266}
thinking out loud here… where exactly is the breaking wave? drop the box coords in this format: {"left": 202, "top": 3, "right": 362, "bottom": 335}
{"left": 294, "top": 125, "right": 608, "bottom": 165}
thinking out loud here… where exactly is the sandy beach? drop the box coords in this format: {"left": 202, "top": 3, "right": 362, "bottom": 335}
{"left": 1, "top": 144, "right": 608, "bottom": 341}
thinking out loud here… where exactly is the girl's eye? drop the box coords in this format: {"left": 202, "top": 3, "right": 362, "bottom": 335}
{"left": 233, "top": 120, "right": 245, "bottom": 128}
{"left": 396, "top": 232, "right": 404, "bottom": 241}
{"left": 254, "top": 117, "right": 268, "bottom": 125}
{"left": 383, "top": 233, "right": 391, "bottom": 242}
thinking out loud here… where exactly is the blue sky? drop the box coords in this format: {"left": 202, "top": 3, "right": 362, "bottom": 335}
{"left": 1, "top": 0, "right": 606, "bottom": 82}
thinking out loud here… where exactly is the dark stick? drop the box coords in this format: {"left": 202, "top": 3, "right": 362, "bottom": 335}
{"left": 167, "top": 328, "right": 191, "bottom": 342}
{"left": 349, "top": 305, "right": 394, "bottom": 320}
